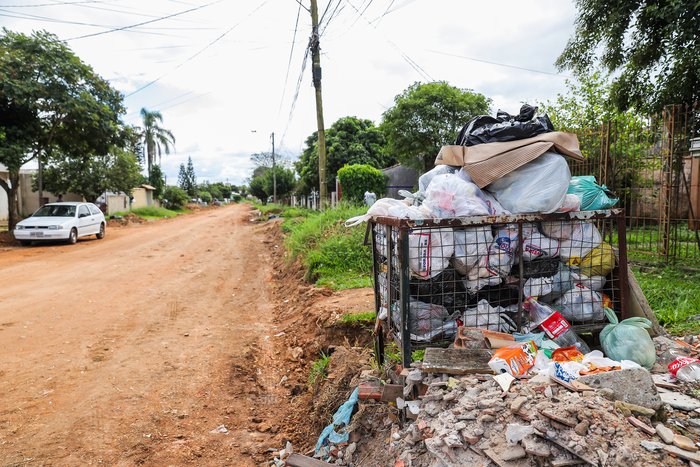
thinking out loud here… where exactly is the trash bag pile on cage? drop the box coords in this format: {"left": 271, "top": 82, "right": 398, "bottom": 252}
{"left": 348, "top": 105, "right": 621, "bottom": 345}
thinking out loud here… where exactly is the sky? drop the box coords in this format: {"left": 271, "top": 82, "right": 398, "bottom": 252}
{"left": 1, "top": 0, "right": 578, "bottom": 186}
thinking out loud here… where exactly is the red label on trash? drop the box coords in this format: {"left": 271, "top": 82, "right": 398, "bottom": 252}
{"left": 539, "top": 311, "right": 570, "bottom": 339}
{"left": 668, "top": 357, "right": 700, "bottom": 376}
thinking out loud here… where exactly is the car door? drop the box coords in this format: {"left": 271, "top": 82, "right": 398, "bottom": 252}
{"left": 77, "top": 205, "right": 95, "bottom": 236}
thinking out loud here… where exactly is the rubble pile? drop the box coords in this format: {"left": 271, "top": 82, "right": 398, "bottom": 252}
{"left": 389, "top": 369, "right": 683, "bottom": 466}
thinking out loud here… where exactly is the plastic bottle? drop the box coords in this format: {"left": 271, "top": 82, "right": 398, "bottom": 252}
{"left": 662, "top": 349, "right": 700, "bottom": 383}
{"left": 524, "top": 297, "right": 590, "bottom": 354}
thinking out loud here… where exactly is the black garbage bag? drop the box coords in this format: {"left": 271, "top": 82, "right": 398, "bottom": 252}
{"left": 410, "top": 267, "right": 476, "bottom": 312}
{"left": 454, "top": 104, "right": 554, "bottom": 146}
{"left": 476, "top": 283, "right": 521, "bottom": 307}
{"left": 510, "top": 256, "right": 560, "bottom": 279}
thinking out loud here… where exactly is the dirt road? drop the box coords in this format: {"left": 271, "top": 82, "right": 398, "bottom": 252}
{"left": 0, "top": 204, "right": 285, "bottom": 465}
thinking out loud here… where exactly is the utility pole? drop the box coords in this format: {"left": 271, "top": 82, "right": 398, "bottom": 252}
{"left": 310, "top": 0, "right": 327, "bottom": 209}
{"left": 271, "top": 131, "right": 277, "bottom": 203}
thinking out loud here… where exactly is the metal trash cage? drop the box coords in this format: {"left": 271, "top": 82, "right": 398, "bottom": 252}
{"left": 370, "top": 209, "right": 630, "bottom": 368}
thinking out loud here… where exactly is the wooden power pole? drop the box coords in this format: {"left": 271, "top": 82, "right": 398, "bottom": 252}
{"left": 271, "top": 131, "right": 276, "bottom": 203}
{"left": 309, "top": 0, "right": 327, "bottom": 208}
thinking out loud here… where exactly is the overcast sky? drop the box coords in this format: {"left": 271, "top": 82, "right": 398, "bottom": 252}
{"left": 1, "top": 0, "right": 578, "bottom": 185}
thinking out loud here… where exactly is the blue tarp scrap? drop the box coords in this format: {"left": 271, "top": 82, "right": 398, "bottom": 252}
{"left": 314, "top": 386, "right": 360, "bottom": 457}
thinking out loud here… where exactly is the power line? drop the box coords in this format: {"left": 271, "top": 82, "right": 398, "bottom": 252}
{"left": 65, "top": 0, "right": 225, "bottom": 41}
{"left": 125, "top": 0, "right": 270, "bottom": 98}
{"left": 345, "top": 0, "right": 433, "bottom": 81}
{"left": 277, "top": 0, "right": 302, "bottom": 116}
{"left": 426, "top": 49, "right": 570, "bottom": 78}
{"left": 371, "top": 0, "right": 395, "bottom": 25}
{"left": 1, "top": 0, "right": 104, "bottom": 7}
{"left": 320, "top": 0, "right": 343, "bottom": 35}
{"left": 280, "top": 46, "right": 310, "bottom": 148}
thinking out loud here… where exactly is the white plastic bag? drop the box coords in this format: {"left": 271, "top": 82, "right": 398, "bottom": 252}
{"left": 487, "top": 152, "right": 571, "bottom": 214}
{"left": 346, "top": 197, "right": 417, "bottom": 226}
{"left": 556, "top": 194, "right": 581, "bottom": 213}
{"left": 522, "top": 231, "right": 560, "bottom": 261}
{"left": 419, "top": 165, "right": 457, "bottom": 193}
{"left": 462, "top": 299, "right": 517, "bottom": 333}
{"left": 409, "top": 227, "right": 454, "bottom": 279}
{"left": 391, "top": 301, "right": 457, "bottom": 342}
{"left": 555, "top": 284, "right": 604, "bottom": 322}
{"left": 559, "top": 222, "right": 602, "bottom": 262}
{"left": 453, "top": 227, "right": 493, "bottom": 275}
{"left": 487, "top": 225, "right": 529, "bottom": 277}
{"left": 524, "top": 276, "right": 554, "bottom": 298}
{"left": 422, "top": 174, "right": 490, "bottom": 218}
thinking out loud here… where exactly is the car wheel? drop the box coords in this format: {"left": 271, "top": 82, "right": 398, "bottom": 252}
{"left": 68, "top": 228, "right": 78, "bottom": 245}
{"left": 96, "top": 223, "right": 105, "bottom": 239}
{"left": 19, "top": 240, "right": 31, "bottom": 247}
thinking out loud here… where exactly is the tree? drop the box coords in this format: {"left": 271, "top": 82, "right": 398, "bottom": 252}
{"left": 40, "top": 148, "right": 142, "bottom": 202}
{"left": 162, "top": 186, "right": 188, "bottom": 209}
{"left": 248, "top": 175, "right": 267, "bottom": 202}
{"left": 381, "top": 81, "right": 490, "bottom": 172}
{"left": 262, "top": 166, "right": 295, "bottom": 199}
{"left": 337, "top": 164, "right": 387, "bottom": 203}
{"left": 178, "top": 156, "right": 197, "bottom": 197}
{"left": 0, "top": 29, "right": 124, "bottom": 229}
{"left": 295, "top": 116, "right": 390, "bottom": 195}
{"left": 556, "top": 0, "right": 700, "bottom": 112}
{"left": 148, "top": 164, "right": 166, "bottom": 200}
{"left": 140, "top": 108, "right": 175, "bottom": 177}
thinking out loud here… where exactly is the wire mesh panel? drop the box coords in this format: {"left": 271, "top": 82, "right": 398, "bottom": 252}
{"left": 371, "top": 210, "right": 629, "bottom": 367}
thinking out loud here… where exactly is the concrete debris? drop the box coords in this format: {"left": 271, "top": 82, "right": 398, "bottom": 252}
{"left": 660, "top": 391, "right": 700, "bottom": 412}
{"left": 577, "top": 368, "right": 662, "bottom": 410}
{"left": 656, "top": 423, "right": 675, "bottom": 444}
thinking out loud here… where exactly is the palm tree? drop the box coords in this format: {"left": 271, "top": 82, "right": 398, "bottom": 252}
{"left": 140, "top": 108, "right": 175, "bottom": 177}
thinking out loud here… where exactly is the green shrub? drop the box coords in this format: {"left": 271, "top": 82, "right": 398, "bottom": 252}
{"left": 199, "top": 191, "right": 212, "bottom": 203}
{"left": 130, "top": 206, "right": 180, "bottom": 219}
{"left": 162, "top": 186, "right": 189, "bottom": 209}
{"left": 337, "top": 164, "right": 386, "bottom": 203}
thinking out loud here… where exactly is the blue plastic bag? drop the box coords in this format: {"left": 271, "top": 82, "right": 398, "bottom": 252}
{"left": 315, "top": 387, "right": 359, "bottom": 457}
{"left": 567, "top": 176, "right": 618, "bottom": 211}
{"left": 600, "top": 308, "right": 656, "bottom": 369}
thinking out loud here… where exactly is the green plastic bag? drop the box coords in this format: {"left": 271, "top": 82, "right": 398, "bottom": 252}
{"left": 567, "top": 176, "right": 619, "bottom": 210}
{"left": 600, "top": 308, "right": 656, "bottom": 369}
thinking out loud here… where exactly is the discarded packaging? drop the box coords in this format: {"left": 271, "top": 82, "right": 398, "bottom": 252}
{"left": 488, "top": 340, "right": 538, "bottom": 377}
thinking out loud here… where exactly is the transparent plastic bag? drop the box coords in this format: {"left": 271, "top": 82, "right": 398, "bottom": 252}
{"left": 487, "top": 152, "right": 571, "bottom": 214}
{"left": 556, "top": 194, "right": 581, "bottom": 213}
{"left": 391, "top": 301, "right": 457, "bottom": 342}
{"left": 567, "top": 176, "right": 619, "bottom": 211}
{"left": 600, "top": 308, "right": 656, "bottom": 370}
{"left": 487, "top": 225, "right": 531, "bottom": 277}
{"left": 453, "top": 227, "right": 493, "bottom": 275}
{"left": 555, "top": 284, "right": 604, "bottom": 322}
{"left": 345, "top": 198, "right": 428, "bottom": 226}
{"left": 409, "top": 227, "right": 454, "bottom": 279}
{"left": 462, "top": 299, "right": 517, "bottom": 333}
{"left": 419, "top": 165, "right": 457, "bottom": 193}
{"left": 559, "top": 222, "right": 602, "bottom": 262}
{"left": 422, "top": 174, "right": 490, "bottom": 218}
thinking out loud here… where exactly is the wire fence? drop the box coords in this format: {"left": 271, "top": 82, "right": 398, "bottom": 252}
{"left": 567, "top": 104, "right": 700, "bottom": 264}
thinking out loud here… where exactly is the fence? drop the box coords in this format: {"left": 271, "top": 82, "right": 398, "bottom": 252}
{"left": 568, "top": 104, "right": 700, "bottom": 264}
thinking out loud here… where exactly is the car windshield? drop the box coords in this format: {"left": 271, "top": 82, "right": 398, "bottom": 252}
{"left": 33, "top": 205, "right": 76, "bottom": 217}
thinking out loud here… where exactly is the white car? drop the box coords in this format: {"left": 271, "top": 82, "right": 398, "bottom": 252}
{"left": 13, "top": 202, "right": 106, "bottom": 246}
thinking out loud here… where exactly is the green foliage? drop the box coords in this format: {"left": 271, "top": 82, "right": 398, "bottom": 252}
{"left": 633, "top": 266, "right": 700, "bottom": 335}
{"left": 248, "top": 175, "right": 267, "bottom": 203}
{"left": 556, "top": 0, "right": 700, "bottom": 112}
{"left": 411, "top": 349, "right": 426, "bottom": 362}
{"left": 337, "top": 164, "right": 386, "bottom": 203}
{"left": 0, "top": 28, "right": 125, "bottom": 229}
{"left": 199, "top": 191, "right": 212, "bottom": 203}
{"left": 262, "top": 166, "right": 296, "bottom": 200}
{"left": 381, "top": 81, "right": 490, "bottom": 171}
{"left": 162, "top": 185, "right": 189, "bottom": 210}
{"left": 285, "top": 203, "right": 372, "bottom": 290}
{"left": 308, "top": 351, "right": 331, "bottom": 385}
{"left": 140, "top": 108, "right": 175, "bottom": 177}
{"left": 148, "top": 164, "right": 166, "bottom": 200}
{"left": 40, "top": 147, "right": 142, "bottom": 202}
{"left": 129, "top": 206, "right": 181, "bottom": 219}
{"left": 296, "top": 116, "right": 391, "bottom": 195}
{"left": 338, "top": 311, "right": 376, "bottom": 326}
{"left": 178, "top": 156, "right": 197, "bottom": 197}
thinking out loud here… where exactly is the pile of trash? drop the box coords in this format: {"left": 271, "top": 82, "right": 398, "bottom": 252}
{"left": 348, "top": 105, "right": 621, "bottom": 347}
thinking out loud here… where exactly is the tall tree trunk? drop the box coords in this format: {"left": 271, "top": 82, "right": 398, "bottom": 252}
{"left": 147, "top": 143, "right": 154, "bottom": 178}
{"left": 0, "top": 170, "right": 21, "bottom": 230}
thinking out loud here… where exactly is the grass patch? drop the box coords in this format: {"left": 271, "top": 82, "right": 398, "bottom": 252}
{"left": 633, "top": 265, "right": 700, "bottom": 335}
{"left": 114, "top": 206, "right": 187, "bottom": 220}
{"left": 308, "top": 351, "right": 331, "bottom": 385}
{"left": 338, "top": 311, "right": 376, "bottom": 326}
{"left": 285, "top": 203, "right": 372, "bottom": 290}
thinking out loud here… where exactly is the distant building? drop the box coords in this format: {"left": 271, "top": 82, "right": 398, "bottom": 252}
{"left": 381, "top": 164, "right": 419, "bottom": 199}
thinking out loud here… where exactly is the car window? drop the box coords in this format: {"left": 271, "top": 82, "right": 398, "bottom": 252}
{"left": 33, "top": 205, "right": 76, "bottom": 217}
{"left": 89, "top": 204, "right": 101, "bottom": 215}
{"left": 78, "top": 205, "right": 90, "bottom": 217}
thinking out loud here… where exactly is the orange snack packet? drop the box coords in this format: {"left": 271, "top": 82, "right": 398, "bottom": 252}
{"left": 488, "top": 340, "right": 538, "bottom": 377}
{"left": 551, "top": 346, "right": 584, "bottom": 363}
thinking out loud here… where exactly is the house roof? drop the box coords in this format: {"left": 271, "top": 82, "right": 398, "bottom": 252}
{"left": 141, "top": 184, "right": 156, "bottom": 190}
